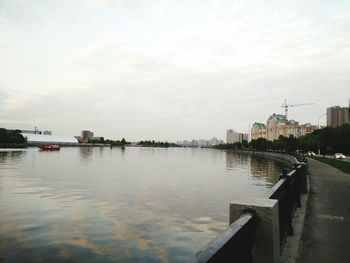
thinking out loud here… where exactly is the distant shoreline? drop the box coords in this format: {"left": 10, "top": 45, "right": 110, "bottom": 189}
{"left": 0, "top": 143, "right": 27, "bottom": 149}
{"left": 0, "top": 143, "right": 113, "bottom": 148}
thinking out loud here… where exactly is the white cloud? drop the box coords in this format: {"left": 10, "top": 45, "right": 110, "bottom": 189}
{"left": 0, "top": 0, "right": 349, "bottom": 139}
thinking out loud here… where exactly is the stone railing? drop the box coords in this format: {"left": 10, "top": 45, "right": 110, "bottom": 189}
{"left": 195, "top": 155, "right": 308, "bottom": 263}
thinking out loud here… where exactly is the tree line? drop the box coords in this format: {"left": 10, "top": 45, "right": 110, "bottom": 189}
{"left": 89, "top": 137, "right": 129, "bottom": 146}
{"left": 137, "top": 140, "right": 170, "bottom": 147}
{"left": 298, "top": 124, "right": 350, "bottom": 154}
{"left": 0, "top": 128, "right": 25, "bottom": 144}
{"left": 215, "top": 124, "right": 350, "bottom": 155}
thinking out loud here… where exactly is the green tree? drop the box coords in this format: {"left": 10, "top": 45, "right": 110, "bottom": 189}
{"left": 0, "top": 128, "right": 25, "bottom": 144}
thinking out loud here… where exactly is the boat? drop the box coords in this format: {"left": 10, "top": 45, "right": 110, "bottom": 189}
{"left": 38, "top": 144, "right": 60, "bottom": 151}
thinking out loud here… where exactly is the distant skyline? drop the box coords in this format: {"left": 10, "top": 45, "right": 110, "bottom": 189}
{"left": 1, "top": 0, "right": 349, "bottom": 141}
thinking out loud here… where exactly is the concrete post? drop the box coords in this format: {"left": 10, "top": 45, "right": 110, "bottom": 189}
{"left": 299, "top": 162, "right": 308, "bottom": 194}
{"left": 230, "top": 198, "right": 280, "bottom": 263}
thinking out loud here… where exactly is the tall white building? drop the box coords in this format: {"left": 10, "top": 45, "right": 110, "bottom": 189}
{"left": 177, "top": 138, "right": 223, "bottom": 147}
{"left": 198, "top": 139, "right": 209, "bottom": 147}
{"left": 226, "top": 129, "right": 238, "bottom": 144}
{"left": 226, "top": 129, "right": 248, "bottom": 144}
{"left": 209, "top": 137, "right": 223, "bottom": 146}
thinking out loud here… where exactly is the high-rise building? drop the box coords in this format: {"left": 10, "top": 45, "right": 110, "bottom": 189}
{"left": 327, "top": 106, "right": 350, "bottom": 128}
{"left": 278, "top": 121, "right": 316, "bottom": 138}
{"left": 177, "top": 137, "right": 223, "bottom": 147}
{"left": 81, "top": 130, "right": 94, "bottom": 142}
{"left": 226, "top": 129, "right": 248, "bottom": 144}
{"left": 264, "top": 114, "right": 316, "bottom": 141}
{"left": 266, "top": 114, "right": 287, "bottom": 141}
{"left": 209, "top": 137, "right": 223, "bottom": 146}
{"left": 198, "top": 139, "right": 209, "bottom": 147}
{"left": 251, "top": 123, "right": 267, "bottom": 140}
{"left": 226, "top": 129, "right": 238, "bottom": 144}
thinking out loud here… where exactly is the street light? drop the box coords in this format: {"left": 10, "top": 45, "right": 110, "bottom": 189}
{"left": 317, "top": 113, "right": 327, "bottom": 155}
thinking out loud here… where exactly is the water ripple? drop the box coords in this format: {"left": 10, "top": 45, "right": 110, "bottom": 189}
{"left": 0, "top": 147, "right": 287, "bottom": 262}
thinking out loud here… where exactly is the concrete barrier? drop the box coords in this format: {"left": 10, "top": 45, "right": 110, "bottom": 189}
{"left": 195, "top": 152, "right": 308, "bottom": 263}
{"left": 229, "top": 198, "right": 280, "bottom": 263}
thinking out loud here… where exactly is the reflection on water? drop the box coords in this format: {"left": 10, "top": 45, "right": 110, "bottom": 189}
{"left": 0, "top": 147, "right": 287, "bottom": 262}
{"left": 79, "top": 147, "right": 93, "bottom": 164}
{"left": 0, "top": 150, "right": 25, "bottom": 164}
{"left": 249, "top": 155, "right": 285, "bottom": 186}
{"left": 225, "top": 151, "right": 249, "bottom": 170}
{"left": 225, "top": 151, "right": 287, "bottom": 186}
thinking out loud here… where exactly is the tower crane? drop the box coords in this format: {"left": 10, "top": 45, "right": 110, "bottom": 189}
{"left": 281, "top": 99, "right": 314, "bottom": 119}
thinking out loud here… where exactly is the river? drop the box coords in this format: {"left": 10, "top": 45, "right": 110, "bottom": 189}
{"left": 0, "top": 147, "right": 289, "bottom": 262}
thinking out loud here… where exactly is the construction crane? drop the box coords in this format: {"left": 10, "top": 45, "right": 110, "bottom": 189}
{"left": 281, "top": 99, "right": 314, "bottom": 119}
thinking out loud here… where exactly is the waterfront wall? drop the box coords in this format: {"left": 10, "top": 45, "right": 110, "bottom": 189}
{"left": 223, "top": 149, "right": 300, "bottom": 165}
{"left": 195, "top": 153, "right": 308, "bottom": 263}
{"left": 251, "top": 151, "right": 299, "bottom": 165}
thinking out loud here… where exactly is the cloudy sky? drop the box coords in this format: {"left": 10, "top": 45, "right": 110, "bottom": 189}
{"left": 0, "top": 0, "right": 349, "bottom": 141}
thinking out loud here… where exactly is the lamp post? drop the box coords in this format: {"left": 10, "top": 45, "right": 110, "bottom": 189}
{"left": 317, "top": 113, "right": 327, "bottom": 155}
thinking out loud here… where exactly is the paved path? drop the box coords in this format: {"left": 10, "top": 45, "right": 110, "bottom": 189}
{"left": 297, "top": 158, "right": 350, "bottom": 263}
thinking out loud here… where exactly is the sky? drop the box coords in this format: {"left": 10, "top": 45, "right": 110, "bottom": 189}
{"left": 0, "top": 0, "right": 349, "bottom": 141}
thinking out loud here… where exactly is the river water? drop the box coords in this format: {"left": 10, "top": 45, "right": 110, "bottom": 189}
{"left": 0, "top": 147, "right": 289, "bottom": 262}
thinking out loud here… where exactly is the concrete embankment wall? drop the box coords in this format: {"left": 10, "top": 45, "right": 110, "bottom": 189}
{"left": 251, "top": 151, "right": 299, "bottom": 165}
{"left": 198, "top": 149, "right": 305, "bottom": 263}
{"left": 228, "top": 150, "right": 305, "bottom": 263}
{"left": 223, "top": 149, "right": 299, "bottom": 166}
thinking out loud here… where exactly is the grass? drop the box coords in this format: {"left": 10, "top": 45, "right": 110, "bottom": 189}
{"left": 312, "top": 157, "right": 350, "bottom": 175}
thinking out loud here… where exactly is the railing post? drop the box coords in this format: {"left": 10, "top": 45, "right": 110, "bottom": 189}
{"left": 279, "top": 168, "right": 288, "bottom": 180}
{"left": 294, "top": 164, "right": 302, "bottom": 208}
{"left": 299, "top": 162, "right": 308, "bottom": 194}
{"left": 280, "top": 169, "right": 294, "bottom": 236}
{"left": 230, "top": 198, "right": 280, "bottom": 263}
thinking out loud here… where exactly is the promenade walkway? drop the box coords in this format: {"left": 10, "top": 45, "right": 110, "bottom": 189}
{"left": 297, "top": 158, "right": 350, "bottom": 263}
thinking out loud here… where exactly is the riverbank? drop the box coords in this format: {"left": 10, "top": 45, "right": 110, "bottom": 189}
{"left": 218, "top": 148, "right": 300, "bottom": 166}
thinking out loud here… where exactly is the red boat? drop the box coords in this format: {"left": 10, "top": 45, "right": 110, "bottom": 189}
{"left": 38, "top": 145, "right": 60, "bottom": 151}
